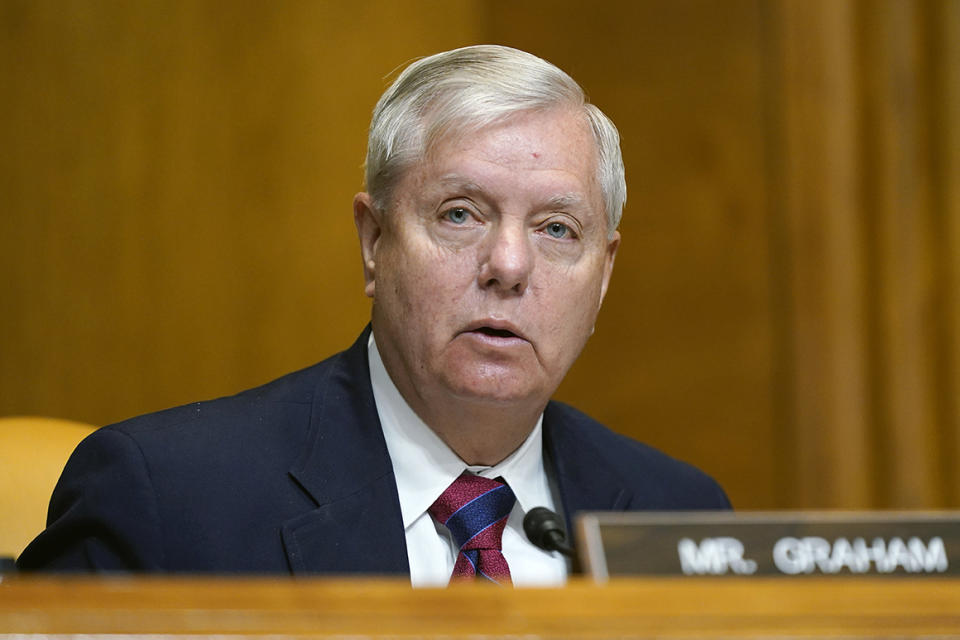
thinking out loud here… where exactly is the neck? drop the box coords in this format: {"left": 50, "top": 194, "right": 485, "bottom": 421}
{"left": 409, "top": 397, "right": 544, "bottom": 466}
{"left": 369, "top": 329, "right": 548, "bottom": 465}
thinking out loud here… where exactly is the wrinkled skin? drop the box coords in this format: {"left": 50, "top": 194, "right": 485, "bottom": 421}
{"left": 354, "top": 108, "right": 619, "bottom": 464}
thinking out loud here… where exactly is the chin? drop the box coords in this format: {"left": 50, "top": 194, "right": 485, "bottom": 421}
{"left": 439, "top": 366, "right": 548, "bottom": 407}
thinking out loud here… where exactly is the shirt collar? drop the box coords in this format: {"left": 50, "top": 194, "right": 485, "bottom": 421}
{"left": 368, "top": 333, "right": 551, "bottom": 529}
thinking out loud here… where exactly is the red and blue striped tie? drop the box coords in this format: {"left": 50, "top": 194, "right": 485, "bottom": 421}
{"left": 429, "top": 472, "right": 516, "bottom": 585}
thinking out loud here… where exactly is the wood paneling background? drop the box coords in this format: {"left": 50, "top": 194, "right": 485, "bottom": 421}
{"left": 2, "top": 0, "right": 957, "bottom": 510}
{"left": 768, "top": 0, "right": 960, "bottom": 508}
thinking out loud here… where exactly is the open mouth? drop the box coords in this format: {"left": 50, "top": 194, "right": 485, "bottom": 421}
{"left": 474, "top": 326, "right": 519, "bottom": 339}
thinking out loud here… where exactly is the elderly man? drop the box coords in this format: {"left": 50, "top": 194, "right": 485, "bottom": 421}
{"left": 18, "top": 45, "right": 729, "bottom": 585}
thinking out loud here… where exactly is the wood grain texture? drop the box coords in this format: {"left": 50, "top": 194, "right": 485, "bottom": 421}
{"left": 862, "top": 0, "right": 942, "bottom": 507}
{"left": 486, "top": 0, "right": 778, "bottom": 508}
{"left": 940, "top": 0, "right": 960, "bottom": 507}
{"left": 2, "top": 576, "right": 960, "bottom": 637}
{"left": 2, "top": 1, "right": 959, "bottom": 511}
{"left": 0, "top": 0, "right": 485, "bottom": 422}
{"left": 771, "top": 0, "right": 873, "bottom": 507}
{"left": 766, "top": 0, "right": 960, "bottom": 508}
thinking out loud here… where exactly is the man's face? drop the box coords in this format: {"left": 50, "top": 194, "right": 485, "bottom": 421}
{"left": 356, "top": 108, "right": 619, "bottom": 414}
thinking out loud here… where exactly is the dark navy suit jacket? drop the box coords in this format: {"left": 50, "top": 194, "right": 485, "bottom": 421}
{"left": 17, "top": 329, "right": 730, "bottom": 573}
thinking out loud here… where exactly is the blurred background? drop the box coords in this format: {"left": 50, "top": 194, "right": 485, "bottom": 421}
{"left": 2, "top": 0, "right": 958, "bottom": 510}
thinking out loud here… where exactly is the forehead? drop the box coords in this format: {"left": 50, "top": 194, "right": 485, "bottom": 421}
{"left": 411, "top": 109, "right": 602, "bottom": 201}
{"left": 429, "top": 108, "right": 596, "bottom": 164}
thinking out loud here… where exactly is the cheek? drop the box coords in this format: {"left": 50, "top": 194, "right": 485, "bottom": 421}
{"left": 535, "top": 264, "right": 605, "bottom": 350}
{"left": 382, "top": 241, "right": 476, "bottom": 313}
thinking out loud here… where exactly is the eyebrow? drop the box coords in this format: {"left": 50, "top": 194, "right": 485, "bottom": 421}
{"left": 437, "top": 174, "right": 484, "bottom": 194}
{"left": 543, "top": 193, "right": 586, "bottom": 209}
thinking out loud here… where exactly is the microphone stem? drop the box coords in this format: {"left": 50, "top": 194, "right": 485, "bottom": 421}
{"left": 547, "top": 530, "right": 576, "bottom": 558}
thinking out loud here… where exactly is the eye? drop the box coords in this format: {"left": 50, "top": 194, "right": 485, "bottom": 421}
{"left": 444, "top": 207, "right": 471, "bottom": 225}
{"left": 545, "top": 221, "right": 571, "bottom": 239}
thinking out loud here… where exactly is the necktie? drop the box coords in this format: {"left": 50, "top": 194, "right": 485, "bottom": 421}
{"left": 429, "top": 472, "right": 516, "bottom": 585}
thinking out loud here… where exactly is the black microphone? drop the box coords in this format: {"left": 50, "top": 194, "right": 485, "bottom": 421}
{"left": 523, "top": 507, "right": 576, "bottom": 558}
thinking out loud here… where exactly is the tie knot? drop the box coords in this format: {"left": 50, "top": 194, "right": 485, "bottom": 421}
{"left": 429, "top": 472, "right": 516, "bottom": 551}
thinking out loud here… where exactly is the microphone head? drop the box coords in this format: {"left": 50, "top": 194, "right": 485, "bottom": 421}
{"left": 523, "top": 506, "right": 568, "bottom": 552}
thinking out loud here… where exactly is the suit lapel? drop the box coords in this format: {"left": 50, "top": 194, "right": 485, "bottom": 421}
{"left": 278, "top": 334, "right": 641, "bottom": 576}
{"left": 543, "top": 402, "right": 633, "bottom": 541}
{"left": 281, "top": 328, "right": 409, "bottom": 576}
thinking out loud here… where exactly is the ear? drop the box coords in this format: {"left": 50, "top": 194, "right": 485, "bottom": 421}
{"left": 353, "top": 192, "right": 382, "bottom": 298}
{"left": 598, "top": 230, "right": 620, "bottom": 308}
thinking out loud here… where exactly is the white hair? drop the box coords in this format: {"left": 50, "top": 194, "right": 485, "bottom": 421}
{"left": 364, "top": 45, "right": 626, "bottom": 235}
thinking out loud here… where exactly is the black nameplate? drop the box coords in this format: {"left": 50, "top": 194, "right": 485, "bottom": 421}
{"left": 576, "top": 511, "right": 960, "bottom": 581}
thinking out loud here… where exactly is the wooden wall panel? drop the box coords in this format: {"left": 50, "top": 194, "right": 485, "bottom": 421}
{"left": 771, "top": 0, "right": 960, "bottom": 508}
{"left": 940, "top": 0, "right": 960, "bottom": 506}
{"left": 771, "top": 0, "right": 873, "bottom": 507}
{"left": 862, "top": 0, "right": 942, "bottom": 507}
{"left": 486, "top": 0, "right": 778, "bottom": 508}
{"left": 0, "top": 0, "right": 486, "bottom": 424}
{"left": 3, "top": 0, "right": 959, "bottom": 511}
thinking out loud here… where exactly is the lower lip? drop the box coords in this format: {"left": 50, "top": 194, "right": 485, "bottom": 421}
{"left": 462, "top": 330, "right": 529, "bottom": 348}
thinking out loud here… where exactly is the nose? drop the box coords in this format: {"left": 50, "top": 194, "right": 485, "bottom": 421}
{"left": 478, "top": 222, "right": 533, "bottom": 295}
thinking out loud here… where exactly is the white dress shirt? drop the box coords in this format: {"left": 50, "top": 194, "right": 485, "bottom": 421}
{"left": 368, "top": 334, "right": 568, "bottom": 587}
